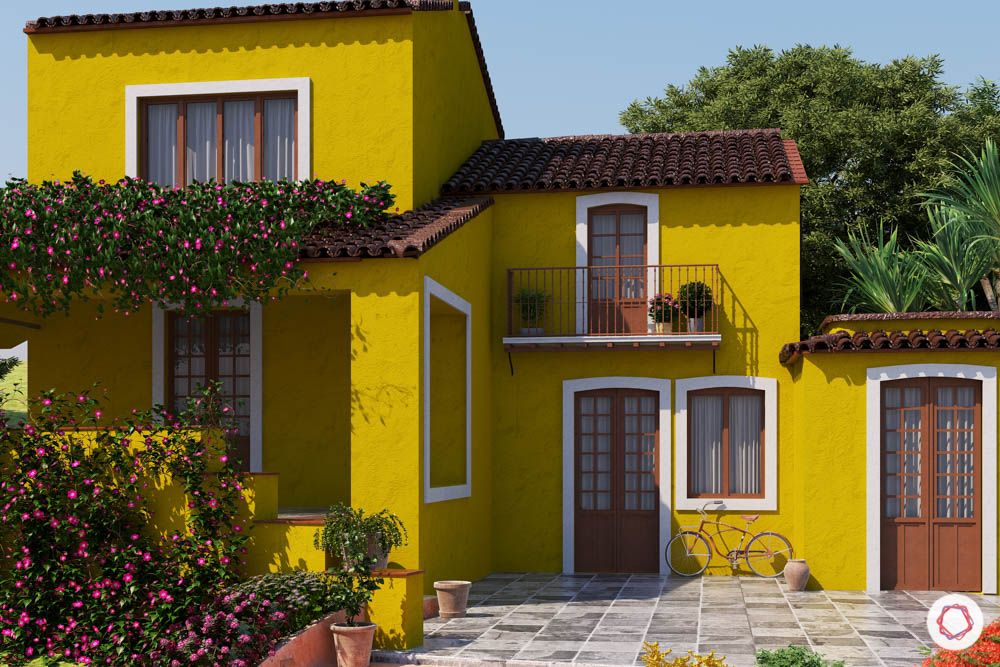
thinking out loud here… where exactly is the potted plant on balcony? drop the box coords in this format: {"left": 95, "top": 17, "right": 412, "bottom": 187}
{"left": 314, "top": 504, "right": 407, "bottom": 572}
{"left": 514, "top": 287, "right": 548, "bottom": 335}
{"left": 648, "top": 292, "right": 681, "bottom": 334}
{"left": 678, "top": 281, "right": 713, "bottom": 333}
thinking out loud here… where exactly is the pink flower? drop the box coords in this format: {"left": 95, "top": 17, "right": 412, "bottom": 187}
{"left": 67, "top": 490, "right": 77, "bottom": 500}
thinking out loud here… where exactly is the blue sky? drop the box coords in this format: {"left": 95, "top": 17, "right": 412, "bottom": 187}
{"left": 1, "top": 0, "right": 999, "bottom": 178}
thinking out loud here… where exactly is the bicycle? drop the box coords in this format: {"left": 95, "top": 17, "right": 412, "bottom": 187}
{"left": 665, "top": 500, "right": 794, "bottom": 577}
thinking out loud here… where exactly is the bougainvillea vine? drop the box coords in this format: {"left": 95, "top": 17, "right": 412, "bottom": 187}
{"left": 0, "top": 173, "right": 394, "bottom": 317}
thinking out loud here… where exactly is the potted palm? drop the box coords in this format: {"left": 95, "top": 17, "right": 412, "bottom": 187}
{"left": 678, "top": 281, "right": 713, "bottom": 333}
{"left": 514, "top": 287, "right": 548, "bottom": 335}
{"left": 648, "top": 293, "right": 680, "bottom": 334}
{"left": 314, "top": 504, "right": 407, "bottom": 570}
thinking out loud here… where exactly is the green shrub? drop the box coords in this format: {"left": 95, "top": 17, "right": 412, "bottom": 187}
{"left": 755, "top": 645, "right": 844, "bottom": 667}
{"left": 230, "top": 572, "right": 341, "bottom": 630}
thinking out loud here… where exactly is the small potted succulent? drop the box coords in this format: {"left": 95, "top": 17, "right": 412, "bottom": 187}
{"left": 678, "top": 281, "right": 713, "bottom": 333}
{"left": 314, "top": 504, "right": 407, "bottom": 570}
{"left": 648, "top": 292, "right": 681, "bottom": 334}
{"left": 514, "top": 287, "right": 548, "bottom": 335}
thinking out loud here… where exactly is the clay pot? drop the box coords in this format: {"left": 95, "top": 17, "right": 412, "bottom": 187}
{"left": 783, "top": 559, "right": 810, "bottom": 591}
{"left": 434, "top": 580, "right": 472, "bottom": 619}
{"left": 330, "top": 622, "right": 376, "bottom": 667}
{"left": 654, "top": 321, "right": 673, "bottom": 334}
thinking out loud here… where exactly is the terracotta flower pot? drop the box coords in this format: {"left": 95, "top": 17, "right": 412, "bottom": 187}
{"left": 783, "top": 559, "right": 810, "bottom": 591}
{"left": 434, "top": 580, "right": 472, "bottom": 618}
{"left": 654, "top": 321, "right": 673, "bottom": 334}
{"left": 330, "top": 622, "right": 376, "bottom": 667}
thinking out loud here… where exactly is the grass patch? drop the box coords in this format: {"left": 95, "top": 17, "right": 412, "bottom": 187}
{"left": 0, "top": 359, "right": 27, "bottom": 425}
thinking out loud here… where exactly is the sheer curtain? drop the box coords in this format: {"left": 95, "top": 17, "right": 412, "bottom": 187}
{"left": 223, "top": 100, "right": 255, "bottom": 182}
{"left": 186, "top": 102, "right": 217, "bottom": 184}
{"left": 263, "top": 99, "right": 295, "bottom": 181}
{"left": 690, "top": 395, "right": 723, "bottom": 494}
{"left": 146, "top": 104, "right": 178, "bottom": 188}
{"left": 729, "top": 394, "right": 762, "bottom": 495}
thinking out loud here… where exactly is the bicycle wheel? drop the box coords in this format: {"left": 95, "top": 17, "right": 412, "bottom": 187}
{"left": 666, "top": 531, "right": 712, "bottom": 576}
{"left": 744, "top": 531, "right": 794, "bottom": 578}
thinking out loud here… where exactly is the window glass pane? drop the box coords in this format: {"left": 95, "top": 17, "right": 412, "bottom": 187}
{"left": 620, "top": 213, "right": 645, "bottom": 235}
{"left": 186, "top": 102, "right": 217, "bottom": 183}
{"left": 146, "top": 103, "right": 177, "bottom": 187}
{"left": 263, "top": 98, "right": 295, "bottom": 181}
{"left": 729, "top": 393, "right": 762, "bottom": 495}
{"left": 223, "top": 100, "right": 255, "bottom": 182}
{"left": 690, "top": 394, "right": 723, "bottom": 495}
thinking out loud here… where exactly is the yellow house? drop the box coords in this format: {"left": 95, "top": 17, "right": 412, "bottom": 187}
{"left": 7, "top": 1, "right": 999, "bottom": 646}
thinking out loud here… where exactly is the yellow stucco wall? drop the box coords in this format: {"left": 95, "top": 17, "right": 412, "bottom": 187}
{"left": 412, "top": 9, "right": 500, "bottom": 207}
{"left": 416, "top": 207, "right": 494, "bottom": 591}
{"left": 488, "top": 185, "right": 801, "bottom": 571}
{"left": 428, "top": 299, "right": 468, "bottom": 488}
{"left": 789, "top": 350, "right": 1000, "bottom": 591}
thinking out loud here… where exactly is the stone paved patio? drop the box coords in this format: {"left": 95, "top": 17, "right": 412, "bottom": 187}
{"left": 374, "top": 572, "right": 1000, "bottom": 667}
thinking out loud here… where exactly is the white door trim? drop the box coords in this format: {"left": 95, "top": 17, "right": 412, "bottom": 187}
{"left": 125, "top": 77, "right": 312, "bottom": 179}
{"left": 151, "top": 301, "right": 264, "bottom": 473}
{"left": 423, "top": 276, "right": 473, "bottom": 504}
{"left": 865, "top": 363, "right": 997, "bottom": 593}
{"left": 574, "top": 192, "right": 660, "bottom": 335}
{"left": 562, "top": 376, "right": 672, "bottom": 575}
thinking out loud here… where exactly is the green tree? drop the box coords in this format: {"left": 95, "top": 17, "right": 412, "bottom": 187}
{"left": 621, "top": 45, "right": 1000, "bottom": 333}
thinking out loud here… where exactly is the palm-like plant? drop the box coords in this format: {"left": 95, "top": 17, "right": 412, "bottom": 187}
{"left": 833, "top": 222, "right": 928, "bottom": 313}
{"left": 924, "top": 139, "right": 1000, "bottom": 309}
{"left": 913, "top": 206, "right": 997, "bottom": 311}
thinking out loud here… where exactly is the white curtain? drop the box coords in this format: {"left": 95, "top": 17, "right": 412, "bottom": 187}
{"left": 690, "top": 395, "right": 723, "bottom": 494}
{"left": 186, "top": 102, "right": 217, "bottom": 184}
{"left": 729, "top": 394, "right": 762, "bottom": 495}
{"left": 223, "top": 100, "right": 255, "bottom": 182}
{"left": 263, "top": 99, "right": 295, "bottom": 181}
{"left": 146, "top": 104, "right": 177, "bottom": 187}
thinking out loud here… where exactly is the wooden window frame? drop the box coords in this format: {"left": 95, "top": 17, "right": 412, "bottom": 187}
{"left": 587, "top": 204, "right": 648, "bottom": 268}
{"left": 687, "top": 387, "right": 766, "bottom": 499}
{"left": 139, "top": 92, "right": 298, "bottom": 185}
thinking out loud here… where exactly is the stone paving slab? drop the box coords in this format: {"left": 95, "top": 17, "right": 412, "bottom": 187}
{"left": 374, "top": 573, "right": 1000, "bottom": 667}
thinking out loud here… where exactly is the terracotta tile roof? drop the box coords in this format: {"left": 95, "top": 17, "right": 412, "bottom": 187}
{"left": 819, "top": 311, "right": 1000, "bottom": 333}
{"left": 441, "top": 129, "right": 809, "bottom": 195}
{"left": 297, "top": 196, "right": 492, "bottom": 259}
{"left": 779, "top": 329, "right": 1000, "bottom": 366}
{"left": 24, "top": 1, "right": 503, "bottom": 139}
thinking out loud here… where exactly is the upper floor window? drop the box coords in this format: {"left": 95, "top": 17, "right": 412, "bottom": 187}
{"left": 688, "top": 387, "right": 765, "bottom": 498}
{"left": 141, "top": 94, "right": 296, "bottom": 187}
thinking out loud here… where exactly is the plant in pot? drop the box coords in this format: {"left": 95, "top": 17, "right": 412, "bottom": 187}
{"left": 314, "top": 503, "right": 407, "bottom": 570}
{"left": 678, "top": 281, "right": 713, "bottom": 333}
{"left": 514, "top": 287, "right": 548, "bottom": 335}
{"left": 326, "top": 546, "right": 384, "bottom": 667}
{"left": 648, "top": 292, "right": 680, "bottom": 334}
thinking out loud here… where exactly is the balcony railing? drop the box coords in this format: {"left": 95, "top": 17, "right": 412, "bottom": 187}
{"left": 506, "top": 264, "right": 720, "bottom": 342}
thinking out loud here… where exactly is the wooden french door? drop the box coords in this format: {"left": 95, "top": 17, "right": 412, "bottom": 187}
{"left": 587, "top": 205, "right": 647, "bottom": 335}
{"left": 168, "top": 311, "right": 252, "bottom": 472}
{"left": 575, "top": 389, "right": 659, "bottom": 573}
{"left": 881, "top": 378, "right": 982, "bottom": 590}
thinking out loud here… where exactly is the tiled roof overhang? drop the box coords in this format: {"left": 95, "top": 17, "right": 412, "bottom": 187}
{"left": 24, "top": 1, "right": 504, "bottom": 139}
{"left": 779, "top": 329, "right": 1000, "bottom": 366}
{"left": 297, "top": 196, "right": 493, "bottom": 259}
{"left": 441, "top": 129, "right": 809, "bottom": 195}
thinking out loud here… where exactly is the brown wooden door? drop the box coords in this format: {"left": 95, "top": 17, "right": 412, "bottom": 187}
{"left": 168, "top": 311, "right": 253, "bottom": 472}
{"left": 587, "top": 205, "right": 647, "bottom": 335}
{"left": 575, "top": 389, "right": 659, "bottom": 572}
{"left": 881, "top": 379, "right": 981, "bottom": 590}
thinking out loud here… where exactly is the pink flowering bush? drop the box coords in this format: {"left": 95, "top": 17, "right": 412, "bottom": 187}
{"left": 0, "top": 173, "right": 394, "bottom": 317}
{"left": 0, "top": 384, "right": 250, "bottom": 665}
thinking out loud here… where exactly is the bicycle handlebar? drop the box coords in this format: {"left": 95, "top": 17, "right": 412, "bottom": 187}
{"left": 697, "top": 500, "right": 726, "bottom": 517}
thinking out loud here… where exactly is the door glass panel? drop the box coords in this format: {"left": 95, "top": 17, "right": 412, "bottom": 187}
{"left": 590, "top": 214, "right": 616, "bottom": 236}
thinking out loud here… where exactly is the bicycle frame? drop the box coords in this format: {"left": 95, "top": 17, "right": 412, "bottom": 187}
{"left": 686, "top": 501, "right": 756, "bottom": 569}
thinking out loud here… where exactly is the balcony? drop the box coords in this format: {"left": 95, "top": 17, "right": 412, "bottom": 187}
{"left": 504, "top": 264, "right": 721, "bottom": 350}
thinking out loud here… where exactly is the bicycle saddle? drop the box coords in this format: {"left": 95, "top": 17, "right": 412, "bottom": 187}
{"left": 741, "top": 514, "right": 759, "bottom": 522}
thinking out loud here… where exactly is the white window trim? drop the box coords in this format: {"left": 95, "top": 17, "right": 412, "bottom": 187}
{"left": 562, "top": 377, "right": 672, "bottom": 575}
{"left": 423, "top": 277, "right": 473, "bottom": 504}
{"left": 574, "top": 192, "right": 660, "bottom": 335}
{"left": 125, "top": 77, "right": 311, "bottom": 179}
{"left": 151, "top": 301, "right": 264, "bottom": 473}
{"left": 865, "top": 364, "right": 997, "bottom": 594}
{"left": 674, "top": 376, "right": 778, "bottom": 511}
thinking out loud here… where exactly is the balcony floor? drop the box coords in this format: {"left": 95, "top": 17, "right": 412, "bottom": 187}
{"left": 503, "top": 334, "right": 721, "bottom": 351}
